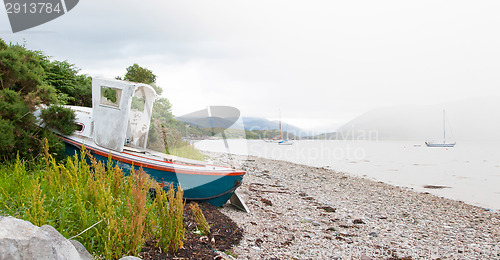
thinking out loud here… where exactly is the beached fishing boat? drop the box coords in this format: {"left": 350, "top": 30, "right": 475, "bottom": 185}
{"left": 37, "top": 78, "right": 246, "bottom": 207}
{"left": 425, "top": 110, "right": 456, "bottom": 148}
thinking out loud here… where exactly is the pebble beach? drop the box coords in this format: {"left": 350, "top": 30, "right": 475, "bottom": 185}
{"left": 206, "top": 152, "right": 500, "bottom": 259}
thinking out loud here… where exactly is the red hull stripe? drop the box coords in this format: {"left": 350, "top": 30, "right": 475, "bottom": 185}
{"left": 121, "top": 151, "right": 231, "bottom": 169}
{"left": 121, "top": 151, "right": 204, "bottom": 168}
{"left": 61, "top": 136, "right": 245, "bottom": 176}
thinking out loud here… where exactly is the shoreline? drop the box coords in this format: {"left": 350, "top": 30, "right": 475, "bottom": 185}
{"left": 206, "top": 152, "right": 500, "bottom": 259}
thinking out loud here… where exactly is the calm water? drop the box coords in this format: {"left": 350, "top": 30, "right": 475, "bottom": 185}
{"left": 194, "top": 139, "right": 500, "bottom": 211}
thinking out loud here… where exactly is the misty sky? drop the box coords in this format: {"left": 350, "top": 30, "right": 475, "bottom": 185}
{"left": 1, "top": 1, "right": 499, "bottom": 131}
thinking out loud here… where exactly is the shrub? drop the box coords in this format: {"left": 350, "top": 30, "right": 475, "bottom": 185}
{"left": 0, "top": 89, "right": 63, "bottom": 160}
{"left": 0, "top": 40, "right": 66, "bottom": 161}
{"left": 40, "top": 105, "right": 77, "bottom": 135}
{"left": 153, "top": 183, "right": 185, "bottom": 253}
{"left": 189, "top": 202, "right": 211, "bottom": 236}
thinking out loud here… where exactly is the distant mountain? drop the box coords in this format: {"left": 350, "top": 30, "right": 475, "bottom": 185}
{"left": 241, "top": 117, "right": 308, "bottom": 137}
{"left": 175, "top": 113, "right": 311, "bottom": 137}
{"left": 337, "top": 97, "right": 500, "bottom": 141}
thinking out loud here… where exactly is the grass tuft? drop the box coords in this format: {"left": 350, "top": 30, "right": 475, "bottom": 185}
{"left": 189, "top": 202, "right": 211, "bottom": 236}
{"left": 153, "top": 183, "right": 185, "bottom": 253}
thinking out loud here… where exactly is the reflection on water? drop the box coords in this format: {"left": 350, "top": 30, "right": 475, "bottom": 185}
{"left": 194, "top": 139, "right": 500, "bottom": 211}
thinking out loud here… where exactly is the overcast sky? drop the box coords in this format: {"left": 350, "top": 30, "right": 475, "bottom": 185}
{"left": 1, "top": 1, "right": 500, "bottom": 131}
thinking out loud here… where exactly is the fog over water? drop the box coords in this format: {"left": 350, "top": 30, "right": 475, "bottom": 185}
{"left": 337, "top": 97, "right": 500, "bottom": 141}
{"left": 195, "top": 139, "right": 500, "bottom": 211}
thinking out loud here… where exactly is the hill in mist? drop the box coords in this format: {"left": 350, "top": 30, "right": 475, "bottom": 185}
{"left": 337, "top": 97, "right": 500, "bottom": 141}
{"left": 241, "top": 117, "right": 306, "bottom": 136}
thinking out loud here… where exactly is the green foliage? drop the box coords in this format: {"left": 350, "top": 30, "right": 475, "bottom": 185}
{"left": 0, "top": 89, "right": 31, "bottom": 124}
{"left": 151, "top": 97, "right": 173, "bottom": 121}
{"left": 0, "top": 39, "right": 59, "bottom": 109}
{"left": 43, "top": 60, "right": 92, "bottom": 107}
{"left": 25, "top": 83, "right": 60, "bottom": 109}
{"left": 0, "top": 39, "right": 90, "bottom": 161}
{"left": 147, "top": 98, "right": 176, "bottom": 152}
{"left": 153, "top": 183, "right": 185, "bottom": 253}
{"left": 25, "top": 179, "right": 48, "bottom": 226}
{"left": 148, "top": 120, "right": 206, "bottom": 160}
{"left": 0, "top": 39, "right": 7, "bottom": 50}
{"left": 124, "top": 63, "right": 162, "bottom": 95}
{"left": 0, "top": 41, "right": 48, "bottom": 99}
{"left": 124, "top": 63, "right": 156, "bottom": 84}
{"left": 169, "top": 141, "right": 206, "bottom": 161}
{"left": 245, "top": 130, "right": 260, "bottom": 139}
{"left": 0, "top": 142, "right": 187, "bottom": 258}
{"left": 40, "top": 105, "right": 77, "bottom": 135}
{"left": 189, "top": 203, "right": 210, "bottom": 236}
{"left": 131, "top": 96, "right": 145, "bottom": 111}
{"left": 102, "top": 87, "right": 118, "bottom": 103}
{"left": 0, "top": 88, "right": 62, "bottom": 160}
{"left": 0, "top": 119, "right": 15, "bottom": 153}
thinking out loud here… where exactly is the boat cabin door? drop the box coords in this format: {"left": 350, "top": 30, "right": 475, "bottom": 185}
{"left": 91, "top": 78, "right": 136, "bottom": 152}
{"left": 125, "top": 84, "right": 156, "bottom": 149}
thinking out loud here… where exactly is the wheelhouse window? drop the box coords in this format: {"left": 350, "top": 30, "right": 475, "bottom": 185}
{"left": 100, "top": 86, "right": 122, "bottom": 108}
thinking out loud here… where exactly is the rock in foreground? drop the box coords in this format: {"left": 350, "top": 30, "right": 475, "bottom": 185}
{"left": 0, "top": 216, "right": 93, "bottom": 260}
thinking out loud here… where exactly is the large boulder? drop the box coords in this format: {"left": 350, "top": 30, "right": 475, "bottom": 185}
{"left": 0, "top": 216, "right": 93, "bottom": 260}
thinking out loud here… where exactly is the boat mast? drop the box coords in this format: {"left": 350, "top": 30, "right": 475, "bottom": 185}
{"left": 279, "top": 110, "right": 282, "bottom": 140}
{"left": 443, "top": 109, "right": 446, "bottom": 143}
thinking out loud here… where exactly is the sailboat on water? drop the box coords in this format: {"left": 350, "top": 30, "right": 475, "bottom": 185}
{"left": 276, "top": 111, "right": 293, "bottom": 145}
{"left": 425, "top": 109, "right": 456, "bottom": 147}
{"left": 263, "top": 111, "right": 293, "bottom": 144}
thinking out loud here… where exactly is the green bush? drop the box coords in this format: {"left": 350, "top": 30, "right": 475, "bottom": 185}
{"left": 40, "top": 105, "right": 77, "bottom": 135}
{"left": 189, "top": 202, "right": 211, "bottom": 236}
{"left": 153, "top": 183, "right": 185, "bottom": 253}
{"left": 43, "top": 60, "right": 92, "bottom": 107}
{"left": 0, "top": 89, "right": 63, "bottom": 160}
{"left": 0, "top": 39, "right": 78, "bottom": 161}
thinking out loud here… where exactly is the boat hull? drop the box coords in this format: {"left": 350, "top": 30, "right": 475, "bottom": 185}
{"left": 62, "top": 137, "right": 245, "bottom": 207}
{"left": 425, "top": 142, "right": 456, "bottom": 148}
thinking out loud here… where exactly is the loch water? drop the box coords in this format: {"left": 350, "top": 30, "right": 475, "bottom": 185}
{"left": 195, "top": 139, "right": 500, "bottom": 211}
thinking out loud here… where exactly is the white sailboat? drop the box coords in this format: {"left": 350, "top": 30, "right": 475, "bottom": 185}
{"left": 277, "top": 114, "right": 293, "bottom": 145}
{"left": 425, "top": 109, "right": 456, "bottom": 147}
